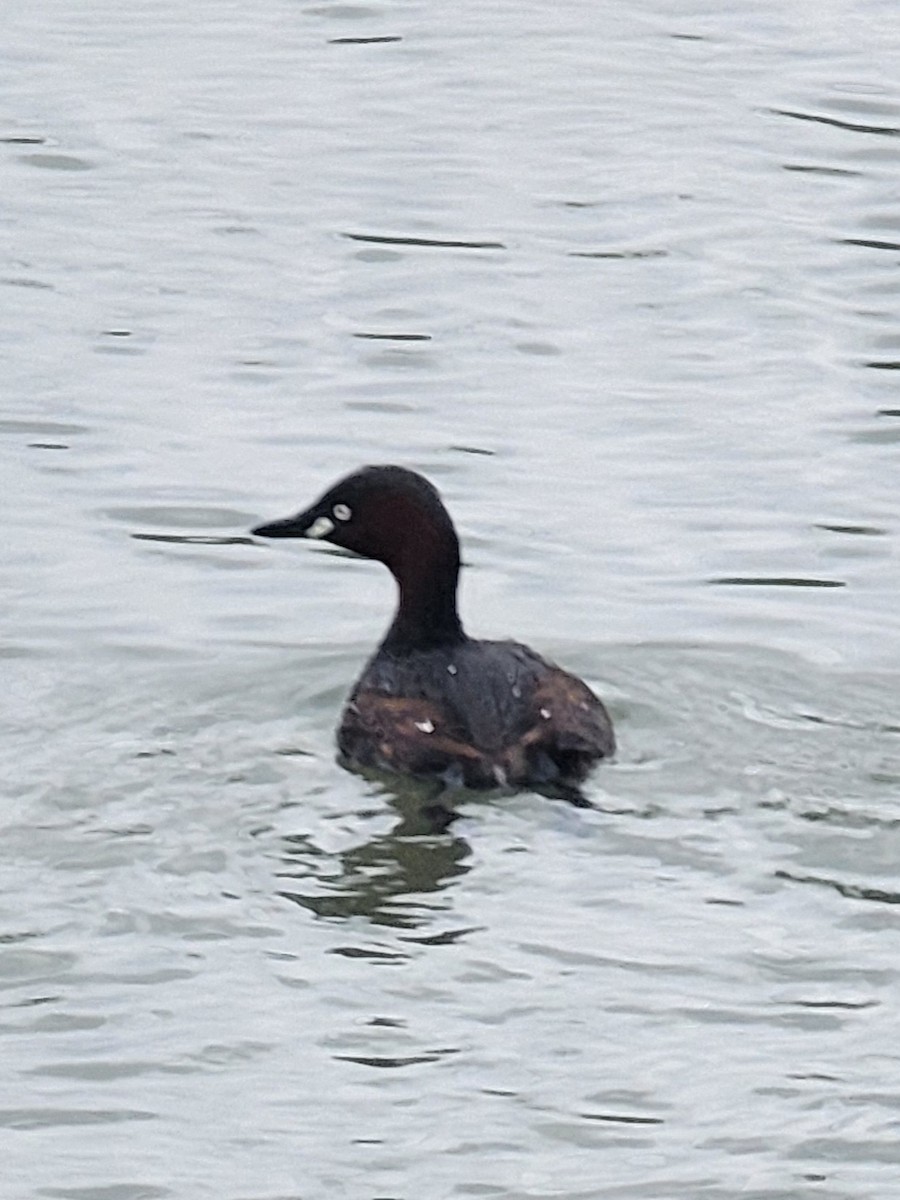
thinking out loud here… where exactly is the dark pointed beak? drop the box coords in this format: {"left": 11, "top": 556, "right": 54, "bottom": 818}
{"left": 253, "top": 506, "right": 340, "bottom": 541}
{"left": 252, "top": 511, "right": 311, "bottom": 539}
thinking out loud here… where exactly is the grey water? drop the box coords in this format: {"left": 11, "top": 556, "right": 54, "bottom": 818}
{"left": 3, "top": 1, "right": 900, "bottom": 1197}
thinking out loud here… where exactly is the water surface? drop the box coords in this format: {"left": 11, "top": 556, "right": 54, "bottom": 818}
{"left": 3, "top": 1, "right": 900, "bottom": 1197}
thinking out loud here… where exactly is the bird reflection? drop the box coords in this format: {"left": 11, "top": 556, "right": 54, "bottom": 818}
{"left": 275, "top": 773, "right": 473, "bottom": 928}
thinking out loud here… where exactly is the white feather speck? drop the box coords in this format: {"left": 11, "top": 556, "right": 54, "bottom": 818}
{"left": 414, "top": 719, "right": 435, "bottom": 734}
{"left": 447, "top": 664, "right": 457, "bottom": 675}
{"left": 540, "top": 707, "right": 551, "bottom": 720}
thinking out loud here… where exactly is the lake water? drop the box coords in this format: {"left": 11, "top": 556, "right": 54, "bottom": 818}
{"left": 3, "top": 1, "right": 900, "bottom": 1197}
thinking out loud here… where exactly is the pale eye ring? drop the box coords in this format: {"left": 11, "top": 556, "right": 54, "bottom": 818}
{"left": 332, "top": 503, "right": 352, "bottom": 522}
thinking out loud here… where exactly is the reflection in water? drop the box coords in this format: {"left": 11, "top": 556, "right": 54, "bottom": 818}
{"left": 131, "top": 533, "right": 254, "bottom": 546}
{"left": 777, "top": 869, "right": 900, "bottom": 905}
{"left": 814, "top": 523, "right": 887, "bottom": 537}
{"left": 772, "top": 106, "right": 900, "bottom": 136}
{"left": 342, "top": 231, "right": 506, "bottom": 250}
{"left": 329, "top": 35, "right": 403, "bottom": 45}
{"left": 276, "top": 777, "right": 473, "bottom": 927}
{"left": 710, "top": 575, "right": 846, "bottom": 588}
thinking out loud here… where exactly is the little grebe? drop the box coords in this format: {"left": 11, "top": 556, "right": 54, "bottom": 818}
{"left": 253, "top": 466, "right": 614, "bottom": 792}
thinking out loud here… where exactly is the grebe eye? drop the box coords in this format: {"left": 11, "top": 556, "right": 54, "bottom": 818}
{"left": 333, "top": 503, "right": 352, "bottom": 522}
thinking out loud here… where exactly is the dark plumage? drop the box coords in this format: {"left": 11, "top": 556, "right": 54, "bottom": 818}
{"left": 253, "top": 465, "right": 614, "bottom": 792}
